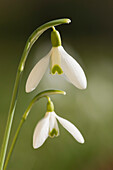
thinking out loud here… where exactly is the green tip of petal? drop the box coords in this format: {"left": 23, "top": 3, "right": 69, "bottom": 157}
{"left": 52, "top": 65, "right": 63, "bottom": 74}
{"left": 49, "top": 128, "right": 58, "bottom": 138}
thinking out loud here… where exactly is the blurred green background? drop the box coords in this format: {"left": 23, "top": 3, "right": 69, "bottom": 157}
{"left": 0, "top": 0, "right": 113, "bottom": 169}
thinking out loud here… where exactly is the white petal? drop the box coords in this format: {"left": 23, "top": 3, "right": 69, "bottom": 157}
{"left": 59, "top": 46, "right": 87, "bottom": 89}
{"left": 26, "top": 50, "right": 51, "bottom": 92}
{"left": 54, "top": 112, "right": 84, "bottom": 144}
{"left": 49, "top": 112, "right": 59, "bottom": 137}
{"left": 33, "top": 113, "right": 50, "bottom": 149}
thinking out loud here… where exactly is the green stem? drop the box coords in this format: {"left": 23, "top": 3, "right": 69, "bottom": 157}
{"left": 0, "top": 18, "right": 70, "bottom": 170}
{"left": 3, "top": 90, "right": 66, "bottom": 170}
{"left": 3, "top": 119, "right": 24, "bottom": 170}
{"left": 0, "top": 71, "right": 21, "bottom": 170}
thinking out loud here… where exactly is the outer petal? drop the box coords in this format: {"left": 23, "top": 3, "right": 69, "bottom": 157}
{"left": 59, "top": 46, "right": 87, "bottom": 89}
{"left": 33, "top": 113, "right": 50, "bottom": 149}
{"left": 54, "top": 112, "right": 84, "bottom": 144}
{"left": 26, "top": 50, "right": 51, "bottom": 93}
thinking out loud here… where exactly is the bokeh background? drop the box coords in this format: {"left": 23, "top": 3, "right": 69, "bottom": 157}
{"left": 0, "top": 0, "right": 113, "bottom": 169}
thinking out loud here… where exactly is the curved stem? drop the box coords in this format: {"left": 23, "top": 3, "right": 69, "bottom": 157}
{"left": 3, "top": 90, "right": 66, "bottom": 170}
{"left": 3, "top": 119, "right": 24, "bottom": 170}
{"left": 0, "top": 18, "right": 70, "bottom": 170}
{"left": 0, "top": 71, "right": 21, "bottom": 170}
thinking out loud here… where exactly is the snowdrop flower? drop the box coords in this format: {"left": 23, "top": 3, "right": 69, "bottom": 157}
{"left": 26, "top": 27, "right": 87, "bottom": 93}
{"left": 33, "top": 99, "right": 84, "bottom": 149}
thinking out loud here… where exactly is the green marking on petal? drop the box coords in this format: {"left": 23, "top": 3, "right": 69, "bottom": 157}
{"left": 52, "top": 65, "right": 63, "bottom": 74}
{"left": 49, "top": 128, "right": 58, "bottom": 137}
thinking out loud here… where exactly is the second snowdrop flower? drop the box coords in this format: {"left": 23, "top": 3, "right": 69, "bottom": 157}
{"left": 26, "top": 27, "right": 87, "bottom": 93}
{"left": 33, "top": 98, "right": 84, "bottom": 149}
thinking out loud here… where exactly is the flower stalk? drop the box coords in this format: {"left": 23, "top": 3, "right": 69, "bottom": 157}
{"left": 0, "top": 18, "right": 70, "bottom": 170}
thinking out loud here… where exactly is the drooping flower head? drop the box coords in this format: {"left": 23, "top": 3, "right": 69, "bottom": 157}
{"left": 33, "top": 98, "right": 84, "bottom": 149}
{"left": 26, "top": 27, "right": 87, "bottom": 93}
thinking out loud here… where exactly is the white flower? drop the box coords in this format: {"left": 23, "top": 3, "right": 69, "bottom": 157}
{"left": 33, "top": 111, "right": 84, "bottom": 149}
{"left": 26, "top": 46, "right": 87, "bottom": 92}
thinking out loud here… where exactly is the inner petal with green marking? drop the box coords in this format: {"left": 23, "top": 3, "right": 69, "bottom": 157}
{"left": 49, "top": 128, "right": 58, "bottom": 138}
{"left": 52, "top": 65, "right": 63, "bottom": 74}
{"left": 50, "top": 47, "right": 63, "bottom": 75}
